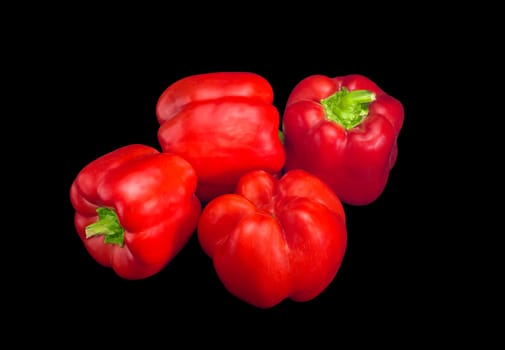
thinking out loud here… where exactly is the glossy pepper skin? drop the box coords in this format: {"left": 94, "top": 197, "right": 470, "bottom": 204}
{"left": 70, "top": 144, "right": 201, "bottom": 280}
{"left": 282, "top": 74, "right": 404, "bottom": 205}
{"left": 156, "top": 72, "right": 286, "bottom": 203}
{"left": 197, "top": 169, "right": 347, "bottom": 308}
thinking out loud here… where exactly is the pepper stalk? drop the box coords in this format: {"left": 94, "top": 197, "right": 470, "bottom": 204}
{"left": 85, "top": 207, "right": 125, "bottom": 247}
{"left": 320, "top": 87, "right": 376, "bottom": 130}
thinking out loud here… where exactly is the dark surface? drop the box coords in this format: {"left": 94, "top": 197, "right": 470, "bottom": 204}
{"left": 19, "top": 12, "right": 469, "bottom": 344}
{"left": 57, "top": 63, "right": 423, "bottom": 318}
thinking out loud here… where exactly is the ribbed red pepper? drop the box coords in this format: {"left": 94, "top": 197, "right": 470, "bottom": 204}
{"left": 156, "top": 72, "right": 285, "bottom": 202}
{"left": 282, "top": 74, "right": 404, "bottom": 205}
{"left": 70, "top": 144, "right": 201, "bottom": 280}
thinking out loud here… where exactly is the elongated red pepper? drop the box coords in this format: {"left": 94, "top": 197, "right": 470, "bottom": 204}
{"left": 282, "top": 74, "right": 404, "bottom": 205}
{"left": 70, "top": 144, "right": 201, "bottom": 280}
{"left": 156, "top": 72, "right": 285, "bottom": 202}
{"left": 197, "top": 169, "right": 347, "bottom": 308}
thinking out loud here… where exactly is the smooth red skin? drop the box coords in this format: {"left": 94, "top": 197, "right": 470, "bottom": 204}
{"left": 70, "top": 144, "right": 201, "bottom": 280}
{"left": 197, "top": 169, "right": 347, "bottom": 308}
{"left": 282, "top": 74, "right": 404, "bottom": 205}
{"left": 156, "top": 72, "right": 286, "bottom": 202}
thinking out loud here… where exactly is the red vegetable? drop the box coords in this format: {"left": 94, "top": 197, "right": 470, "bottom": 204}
{"left": 197, "top": 169, "right": 347, "bottom": 308}
{"left": 156, "top": 72, "right": 285, "bottom": 203}
{"left": 282, "top": 74, "right": 404, "bottom": 205}
{"left": 70, "top": 144, "right": 201, "bottom": 280}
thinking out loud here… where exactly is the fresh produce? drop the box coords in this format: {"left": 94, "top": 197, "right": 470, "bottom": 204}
{"left": 282, "top": 74, "right": 404, "bottom": 205}
{"left": 70, "top": 144, "right": 201, "bottom": 280}
{"left": 70, "top": 71, "right": 403, "bottom": 308}
{"left": 197, "top": 169, "right": 347, "bottom": 308}
{"left": 156, "top": 71, "right": 285, "bottom": 202}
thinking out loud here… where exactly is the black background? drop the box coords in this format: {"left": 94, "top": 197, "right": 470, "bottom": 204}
{"left": 16, "top": 7, "right": 480, "bottom": 345}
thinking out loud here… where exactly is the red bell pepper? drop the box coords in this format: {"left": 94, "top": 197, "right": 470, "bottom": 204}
{"left": 282, "top": 74, "right": 404, "bottom": 205}
{"left": 70, "top": 144, "right": 201, "bottom": 280}
{"left": 197, "top": 169, "right": 347, "bottom": 308}
{"left": 156, "top": 72, "right": 286, "bottom": 203}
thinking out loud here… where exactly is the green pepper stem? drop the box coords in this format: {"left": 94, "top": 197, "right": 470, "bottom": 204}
{"left": 85, "top": 207, "right": 125, "bottom": 247}
{"left": 320, "top": 87, "right": 376, "bottom": 130}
